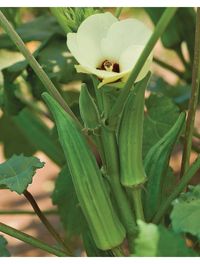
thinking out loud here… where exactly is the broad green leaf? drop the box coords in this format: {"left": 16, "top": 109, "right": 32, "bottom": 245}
{"left": 0, "top": 113, "right": 36, "bottom": 158}
{"left": 143, "top": 94, "right": 180, "bottom": 157}
{"left": 0, "top": 15, "right": 61, "bottom": 50}
{"left": 0, "top": 154, "right": 44, "bottom": 194}
{"left": 148, "top": 76, "right": 191, "bottom": 110}
{"left": 134, "top": 221, "right": 197, "bottom": 256}
{"left": 27, "top": 34, "right": 86, "bottom": 99}
{"left": 52, "top": 165, "right": 87, "bottom": 238}
{"left": 0, "top": 235, "right": 10, "bottom": 257}
{"left": 170, "top": 184, "right": 200, "bottom": 239}
{"left": 0, "top": 109, "right": 65, "bottom": 165}
{"left": 13, "top": 108, "right": 65, "bottom": 166}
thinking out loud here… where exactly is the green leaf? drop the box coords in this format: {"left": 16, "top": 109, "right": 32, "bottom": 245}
{"left": 0, "top": 7, "right": 21, "bottom": 27}
{"left": 0, "top": 154, "right": 44, "bottom": 194}
{"left": 0, "top": 235, "right": 10, "bottom": 257}
{"left": 26, "top": 34, "right": 85, "bottom": 99}
{"left": 0, "top": 113, "right": 36, "bottom": 158}
{"left": 143, "top": 94, "right": 180, "bottom": 157}
{"left": 13, "top": 108, "right": 65, "bottom": 166}
{"left": 134, "top": 220, "right": 197, "bottom": 256}
{"left": 170, "top": 184, "right": 200, "bottom": 239}
{"left": 148, "top": 76, "right": 191, "bottom": 110}
{"left": 52, "top": 165, "right": 87, "bottom": 238}
{"left": 0, "top": 15, "right": 61, "bottom": 50}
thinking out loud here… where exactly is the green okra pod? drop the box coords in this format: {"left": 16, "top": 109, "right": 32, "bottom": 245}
{"left": 118, "top": 73, "right": 150, "bottom": 187}
{"left": 42, "top": 92, "right": 125, "bottom": 250}
{"left": 144, "top": 112, "right": 186, "bottom": 221}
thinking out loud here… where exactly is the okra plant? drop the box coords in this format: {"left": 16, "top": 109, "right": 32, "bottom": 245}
{"left": 0, "top": 7, "right": 199, "bottom": 257}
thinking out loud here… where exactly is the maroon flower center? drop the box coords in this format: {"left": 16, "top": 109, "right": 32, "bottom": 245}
{"left": 97, "top": 60, "right": 120, "bottom": 73}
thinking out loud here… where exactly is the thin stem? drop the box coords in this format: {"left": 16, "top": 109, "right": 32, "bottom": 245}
{"left": 177, "top": 46, "right": 190, "bottom": 70}
{"left": 115, "top": 7, "right": 123, "bottom": 18}
{"left": 23, "top": 190, "right": 72, "bottom": 256}
{"left": 180, "top": 8, "right": 200, "bottom": 177}
{"left": 0, "top": 222, "right": 67, "bottom": 256}
{"left": 0, "top": 209, "right": 58, "bottom": 215}
{"left": 153, "top": 56, "right": 185, "bottom": 80}
{"left": 0, "top": 11, "right": 80, "bottom": 127}
{"left": 131, "top": 188, "right": 145, "bottom": 221}
{"left": 108, "top": 8, "right": 178, "bottom": 127}
{"left": 153, "top": 154, "right": 200, "bottom": 224}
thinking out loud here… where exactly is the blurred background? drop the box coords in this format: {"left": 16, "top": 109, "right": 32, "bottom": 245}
{"left": 0, "top": 7, "right": 199, "bottom": 256}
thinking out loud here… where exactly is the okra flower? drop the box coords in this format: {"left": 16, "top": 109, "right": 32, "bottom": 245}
{"left": 67, "top": 12, "right": 152, "bottom": 88}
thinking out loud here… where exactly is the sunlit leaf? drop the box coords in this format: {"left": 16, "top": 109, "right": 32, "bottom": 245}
{"left": 0, "top": 154, "right": 44, "bottom": 194}
{"left": 171, "top": 184, "right": 200, "bottom": 239}
{"left": 134, "top": 221, "right": 197, "bottom": 256}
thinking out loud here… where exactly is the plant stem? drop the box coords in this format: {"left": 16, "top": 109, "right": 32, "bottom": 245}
{"left": 115, "top": 7, "right": 123, "bottom": 18}
{"left": 23, "top": 190, "right": 72, "bottom": 256}
{"left": 152, "top": 154, "right": 200, "bottom": 224}
{"left": 0, "top": 10, "right": 80, "bottom": 127}
{"left": 131, "top": 188, "right": 145, "bottom": 221}
{"left": 108, "top": 8, "right": 178, "bottom": 127}
{"left": 0, "top": 222, "right": 67, "bottom": 256}
{"left": 0, "top": 209, "right": 58, "bottom": 215}
{"left": 100, "top": 129, "right": 137, "bottom": 252}
{"left": 93, "top": 82, "right": 137, "bottom": 252}
{"left": 112, "top": 247, "right": 124, "bottom": 256}
{"left": 153, "top": 56, "right": 185, "bottom": 80}
{"left": 180, "top": 8, "right": 200, "bottom": 177}
{"left": 177, "top": 46, "right": 190, "bottom": 70}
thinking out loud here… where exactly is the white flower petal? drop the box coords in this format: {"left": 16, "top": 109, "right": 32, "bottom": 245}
{"left": 101, "top": 19, "right": 152, "bottom": 62}
{"left": 67, "top": 33, "right": 90, "bottom": 67}
{"left": 119, "top": 45, "right": 153, "bottom": 82}
{"left": 75, "top": 12, "right": 118, "bottom": 68}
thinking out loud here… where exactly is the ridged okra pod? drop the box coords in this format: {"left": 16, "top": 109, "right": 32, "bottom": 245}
{"left": 144, "top": 112, "right": 186, "bottom": 221}
{"left": 42, "top": 92, "right": 125, "bottom": 250}
{"left": 118, "top": 74, "right": 150, "bottom": 187}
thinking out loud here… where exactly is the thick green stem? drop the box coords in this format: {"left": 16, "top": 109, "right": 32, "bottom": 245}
{"left": 101, "top": 128, "right": 137, "bottom": 252}
{"left": 0, "top": 11, "right": 80, "bottom": 127}
{"left": 131, "top": 188, "right": 145, "bottom": 221}
{"left": 180, "top": 8, "right": 200, "bottom": 177}
{"left": 108, "top": 8, "right": 178, "bottom": 126}
{"left": 23, "top": 190, "right": 72, "bottom": 256}
{"left": 0, "top": 222, "right": 67, "bottom": 256}
{"left": 115, "top": 7, "right": 123, "bottom": 18}
{"left": 153, "top": 154, "right": 200, "bottom": 224}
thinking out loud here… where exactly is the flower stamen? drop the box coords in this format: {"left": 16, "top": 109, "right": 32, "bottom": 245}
{"left": 98, "top": 60, "right": 120, "bottom": 73}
